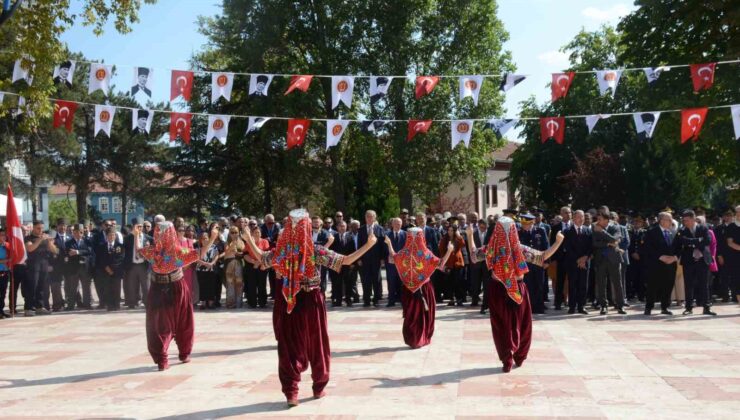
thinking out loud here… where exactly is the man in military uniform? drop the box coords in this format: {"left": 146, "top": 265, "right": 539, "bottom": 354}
{"left": 518, "top": 213, "right": 549, "bottom": 314}
{"left": 627, "top": 214, "right": 647, "bottom": 302}
{"left": 714, "top": 209, "right": 735, "bottom": 302}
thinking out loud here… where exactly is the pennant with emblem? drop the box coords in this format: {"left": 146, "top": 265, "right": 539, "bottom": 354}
{"left": 212, "top": 72, "right": 235, "bottom": 103}
{"left": 459, "top": 75, "right": 483, "bottom": 105}
{"left": 94, "top": 105, "right": 116, "bottom": 138}
{"left": 326, "top": 119, "right": 350, "bottom": 150}
{"left": 451, "top": 120, "right": 474, "bottom": 149}
{"left": 331, "top": 76, "right": 354, "bottom": 109}
{"left": 595, "top": 69, "right": 623, "bottom": 97}
{"left": 89, "top": 63, "right": 113, "bottom": 96}
{"left": 206, "top": 115, "right": 231, "bottom": 145}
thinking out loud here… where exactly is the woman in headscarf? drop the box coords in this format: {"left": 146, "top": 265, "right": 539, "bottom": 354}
{"left": 465, "top": 217, "right": 564, "bottom": 372}
{"left": 241, "top": 209, "right": 377, "bottom": 408}
{"left": 383, "top": 227, "right": 453, "bottom": 349}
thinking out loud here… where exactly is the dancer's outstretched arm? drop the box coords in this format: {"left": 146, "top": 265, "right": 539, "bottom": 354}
{"left": 541, "top": 231, "right": 565, "bottom": 261}
{"left": 342, "top": 234, "right": 377, "bottom": 266}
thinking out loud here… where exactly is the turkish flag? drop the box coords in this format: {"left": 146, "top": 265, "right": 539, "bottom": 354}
{"left": 287, "top": 119, "right": 311, "bottom": 149}
{"left": 415, "top": 76, "right": 439, "bottom": 99}
{"left": 407, "top": 120, "right": 432, "bottom": 141}
{"left": 285, "top": 75, "right": 313, "bottom": 95}
{"left": 540, "top": 117, "right": 565, "bottom": 144}
{"left": 689, "top": 63, "right": 716, "bottom": 92}
{"left": 171, "top": 70, "right": 194, "bottom": 101}
{"left": 170, "top": 112, "right": 193, "bottom": 144}
{"left": 53, "top": 100, "right": 78, "bottom": 132}
{"left": 4, "top": 184, "right": 27, "bottom": 267}
{"left": 551, "top": 72, "right": 575, "bottom": 102}
{"left": 680, "top": 107, "right": 708, "bottom": 144}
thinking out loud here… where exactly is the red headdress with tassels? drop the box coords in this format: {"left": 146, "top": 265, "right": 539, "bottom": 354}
{"left": 484, "top": 216, "right": 529, "bottom": 304}
{"left": 272, "top": 209, "right": 316, "bottom": 313}
{"left": 394, "top": 227, "right": 439, "bottom": 293}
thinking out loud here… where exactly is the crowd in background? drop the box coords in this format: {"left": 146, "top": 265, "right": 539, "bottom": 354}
{"left": 1, "top": 204, "right": 738, "bottom": 319}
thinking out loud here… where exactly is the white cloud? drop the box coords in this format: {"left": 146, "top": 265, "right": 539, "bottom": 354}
{"left": 537, "top": 50, "right": 569, "bottom": 67}
{"left": 581, "top": 4, "right": 632, "bottom": 22}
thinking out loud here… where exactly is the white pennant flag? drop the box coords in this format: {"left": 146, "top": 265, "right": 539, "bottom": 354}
{"left": 499, "top": 73, "right": 526, "bottom": 92}
{"left": 131, "top": 109, "right": 154, "bottom": 135}
{"left": 369, "top": 76, "right": 393, "bottom": 104}
{"left": 94, "top": 105, "right": 116, "bottom": 138}
{"left": 731, "top": 105, "right": 740, "bottom": 140}
{"left": 459, "top": 75, "right": 483, "bottom": 105}
{"left": 246, "top": 116, "right": 271, "bottom": 135}
{"left": 326, "top": 119, "right": 350, "bottom": 150}
{"left": 249, "top": 74, "right": 273, "bottom": 97}
{"left": 595, "top": 69, "right": 623, "bottom": 97}
{"left": 331, "top": 76, "right": 354, "bottom": 109}
{"left": 451, "top": 120, "right": 474, "bottom": 149}
{"left": 15, "top": 96, "right": 26, "bottom": 117}
{"left": 131, "top": 67, "right": 154, "bottom": 98}
{"left": 212, "top": 72, "right": 235, "bottom": 103}
{"left": 12, "top": 57, "right": 33, "bottom": 84}
{"left": 89, "top": 63, "right": 113, "bottom": 96}
{"left": 53, "top": 60, "right": 76, "bottom": 88}
{"left": 206, "top": 115, "right": 231, "bottom": 145}
{"left": 633, "top": 112, "right": 661, "bottom": 141}
{"left": 484, "top": 118, "right": 517, "bottom": 137}
{"left": 643, "top": 66, "right": 670, "bottom": 85}
{"left": 585, "top": 114, "right": 611, "bottom": 134}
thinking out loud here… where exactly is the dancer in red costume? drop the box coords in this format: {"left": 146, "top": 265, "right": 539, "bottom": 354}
{"left": 242, "top": 209, "right": 377, "bottom": 407}
{"left": 465, "top": 217, "right": 564, "bottom": 372}
{"left": 383, "top": 227, "right": 453, "bottom": 348}
{"left": 137, "top": 215, "right": 204, "bottom": 371}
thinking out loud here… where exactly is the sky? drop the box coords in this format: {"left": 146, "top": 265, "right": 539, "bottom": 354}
{"left": 60, "top": 0, "right": 637, "bottom": 142}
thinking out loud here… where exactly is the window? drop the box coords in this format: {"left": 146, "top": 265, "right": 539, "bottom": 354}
{"left": 488, "top": 185, "right": 498, "bottom": 207}
{"left": 112, "top": 197, "right": 122, "bottom": 214}
{"left": 127, "top": 200, "right": 137, "bottom": 213}
{"left": 98, "top": 197, "right": 109, "bottom": 213}
{"left": 485, "top": 185, "right": 491, "bottom": 207}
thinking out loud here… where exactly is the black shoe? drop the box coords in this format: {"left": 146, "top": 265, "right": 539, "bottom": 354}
{"left": 703, "top": 308, "right": 717, "bottom": 316}
{"left": 346, "top": 302, "right": 353, "bottom": 307}
{"left": 623, "top": 302, "right": 631, "bottom": 308}
{"left": 456, "top": 301, "right": 464, "bottom": 307}
{"left": 447, "top": 301, "right": 456, "bottom": 307}
{"left": 600, "top": 307, "right": 607, "bottom": 315}
{"left": 372, "top": 302, "right": 379, "bottom": 307}
{"left": 471, "top": 301, "right": 479, "bottom": 307}
{"left": 660, "top": 309, "right": 673, "bottom": 315}
{"left": 617, "top": 308, "right": 627, "bottom": 315}
{"left": 386, "top": 302, "right": 395, "bottom": 307}
{"left": 363, "top": 302, "right": 371, "bottom": 307}
{"left": 480, "top": 308, "right": 487, "bottom": 314}
{"left": 578, "top": 309, "right": 589, "bottom": 315}
{"left": 644, "top": 309, "right": 651, "bottom": 316}
{"left": 567, "top": 308, "right": 576, "bottom": 314}
{"left": 682, "top": 309, "right": 693, "bottom": 315}
{"left": 554, "top": 305, "right": 562, "bottom": 311}
{"left": 331, "top": 303, "right": 341, "bottom": 307}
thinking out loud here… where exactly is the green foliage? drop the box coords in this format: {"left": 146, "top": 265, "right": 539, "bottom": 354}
{"left": 48, "top": 198, "right": 78, "bottom": 225}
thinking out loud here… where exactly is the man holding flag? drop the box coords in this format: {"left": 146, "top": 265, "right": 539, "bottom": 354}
{"left": 4, "top": 185, "right": 28, "bottom": 317}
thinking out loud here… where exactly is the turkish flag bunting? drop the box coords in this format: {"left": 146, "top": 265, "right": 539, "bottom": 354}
{"left": 415, "top": 76, "right": 439, "bottom": 99}
{"left": 170, "top": 112, "right": 193, "bottom": 144}
{"left": 285, "top": 75, "right": 313, "bottom": 95}
{"left": 407, "top": 120, "right": 433, "bottom": 141}
{"left": 689, "top": 63, "right": 716, "bottom": 92}
{"left": 287, "top": 119, "right": 311, "bottom": 149}
{"left": 4, "top": 184, "right": 27, "bottom": 267}
{"left": 551, "top": 72, "right": 575, "bottom": 102}
{"left": 53, "top": 100, "right": 78, "bottom": 132}
{"left": 171, "top": 70, "right": 194, "bottom": 101}
{"left": 680, "top": 107, "right": 708, "bottom": 144}
{"left": 540, "top": 117, "right": 565, "bottom": 144}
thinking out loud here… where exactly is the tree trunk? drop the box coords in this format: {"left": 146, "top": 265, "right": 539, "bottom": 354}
{"left": 399, "top": 187, "right": 413, "bottom": 213}
{"left": 30, "top": 173, "right": 37, "bottom": 222}
{"left": 263, "top": 165, "right": 273, "bottom": 213}
{"left": 76, "top": 183, "right": 89, "bottom": 223}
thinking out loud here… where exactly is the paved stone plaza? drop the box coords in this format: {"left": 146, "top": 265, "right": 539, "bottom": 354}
{"left": 0, "top": 299, "right": 739, "bottom": 419}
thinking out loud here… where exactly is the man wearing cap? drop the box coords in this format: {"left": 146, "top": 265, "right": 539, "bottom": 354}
{"left": 124, "top": 217, "right": 153, "bottom": 309}
{"left": 131, "top": 67, "right": 151, "bottom": 97}
{"left": 674, "top": 210, "right": 716, "bottom": 316}
{"left": 518, "top": 213, "right": 550, "bottom": 314}
{"left": 64, "top": 224, "right": 94, "bottom": 310}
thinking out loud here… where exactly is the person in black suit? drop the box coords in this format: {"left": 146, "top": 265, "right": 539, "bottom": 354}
{"left": 346, "top": 220, "right": 362, "bottom": 304}
{"left": 98, "top": 227, "right": 125, "bottom": 311}
{"left": 50, "top": 218, "right": 70, "bottom": 311}
{"left": 627, "top": 214, "right": 647, "bottom": 301}
{"left": 592, "top": 210, "right": 626, "bottom": 315}
{"left": 260, "top": 214, "right": 280, "bottom": 299}
{"left": 385, "top": 218, "right": 406, "bottom": 307}
{"left": 564, "top": 210, "right": 592, "bottom": 314}
{"left": 469, "top": 219, "right": 489, "bottom": 308}
{"left": 550, "top": 206, "right": 572, "bottom": 310}
{"left": 518, "top": 213, "right": 550, "bottom": 314}
{"left": 639, "top": 212, "right": 678, "bottom": 315}
{"left": 123, "top": 217, "right": 153, "bottom": 309}
{"left": 64, "top": 224, "right": 95, "bottom": 310}
{"left": 311, "top": 216, "right": 332, "bottom": 293}
{"left": 358, "top": 210, "right": 386, "bottom": 307}
{"left": 674, "top": 210, "right": 716, "bottom": 316}
{"left": 329, "top": 221, "right": 357, "bottom": 306}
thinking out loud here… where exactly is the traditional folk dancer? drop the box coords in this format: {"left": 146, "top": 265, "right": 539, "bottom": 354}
{"left": 466, "top": 217, "right": 564, "bottom": 372}
{"left": 137, "top": 215, "right": 203, "bottom": 371}
{"left": 383, "top": 228, "right": 453, "bottom": 349}
{"left": 242, "top": 209, "right": 377, "bottom": 407}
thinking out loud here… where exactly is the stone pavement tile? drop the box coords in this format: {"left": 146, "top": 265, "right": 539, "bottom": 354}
{"left": 0, "top": 351, "right": 79, "bottom": 366}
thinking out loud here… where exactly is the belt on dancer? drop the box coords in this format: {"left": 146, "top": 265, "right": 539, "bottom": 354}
{"left": 299, "top": 277, "right": 321, "bottom": 292}
{"left": 152, "top": 269, "right": 183, "bottom": 284}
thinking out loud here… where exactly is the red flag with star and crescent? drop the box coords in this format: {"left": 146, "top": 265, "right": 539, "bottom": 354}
{"left": 5, "top": 184, "right": 27, "bottom": 268}
{"left": 551, "top": 72, "right": 575, "bottom": 102}
{"left": 415, "top": 76, "right": 439, "bottom": 99}
{"left": 680, "top": 107, "right": 708, "bottom": 144}
{"left": 540, "top": 117, "right": 565, "bottom": 144}
{"left": 285, "top": 75, "right": 313, "bottom": 95}
{"left": 53, "top": 100, "right": 78, "bottom": 132}
{"left": 407, "top": 120, "right": 432, "bottom": 141}
{"left": 287, "top": 119, "right": 311, "bottom": 149}
{"left": 170, "top": 112, "right": 192, "bottom": 144}
{"left": 689, "top": 63, "right": 716, "bottom": 92}
{"left": 170, "top": 70, "right": 194, "bottom": 101}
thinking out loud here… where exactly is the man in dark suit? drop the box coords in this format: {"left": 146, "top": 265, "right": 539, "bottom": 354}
{"left": 639, "top": 211, "right": 678, "bottom": 315}
{"left": 311, "top": 216, "right": 332, "bottom": 293}
{"left": 385, "top": 218, "right": 406, "bottom": 307}
{"left": 347, "top": 220, "right": 362, "bottom": 303}
{"left": 564, "top": 210, "right": 592, "bottom": 314}
{"left": 518, "top": 213, "right": 550, "bottom": 314}
{"left": 64, "top": 224, "right": 94, "bottom": 310}
{"left": 358, "top": 210, "right": 386, "bottom": 307}
{"left": 132, "top": 110, "right": 150, "bottom": 135}
{"left": 592, "top": 210, "right": 626, "bottom": 315}
{"left": 612, "top": 211, "right": 631, "bottom": 308}
{"left": 123, "top": 217, "right": 153, "bottom": 309}
{"left": 627, "top": 214, "right": 647, "bottom": 301}
{"left": 131, "top": 67, "right": 152, "bottom": 97}
{"left": 469, "top": 219, "right": 488, "bottom": 308}
{"left": 260, "top": 214, "right": 280, "bottom": 299}
{"left": 50, "top": 218, "right": 70, "bottom": 311}
{"left": 550, "top": 206, "right": 572, "bottom": 310}
{"left": 328, "top": 221, "right": 355, "bottom": 307}
{"left": 97, "top": 227, "right": 125, "bottom": 311}
{"left": 674, "top": 209, "right": 716, "bottom": 316}
{"left": 53, "top": 60, "right": 73, "bottom": 88}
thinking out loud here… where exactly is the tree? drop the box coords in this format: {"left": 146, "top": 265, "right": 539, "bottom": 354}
{"left": 48, "top": 198, "right": 77, "bottom": 225}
